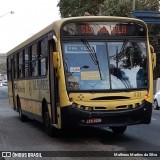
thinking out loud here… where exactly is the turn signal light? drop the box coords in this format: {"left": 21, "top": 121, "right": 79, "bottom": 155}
{"left": 144, "top": 94, "right": 149, "bottom": 100}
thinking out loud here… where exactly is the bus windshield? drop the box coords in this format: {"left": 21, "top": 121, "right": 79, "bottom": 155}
{"left": 62, "top": 40, "right": 148, "bottom": 91}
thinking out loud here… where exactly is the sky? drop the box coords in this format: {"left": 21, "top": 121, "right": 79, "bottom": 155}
{"left": 0, "top": 0, "right": 60, "bottom": 53}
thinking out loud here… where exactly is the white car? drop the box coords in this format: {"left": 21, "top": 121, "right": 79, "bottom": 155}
{"left": 2, "top": 80, "right": 8, "bottom": 86}
{"left": 153, "top": 90, "right": 160, "bottom": 110}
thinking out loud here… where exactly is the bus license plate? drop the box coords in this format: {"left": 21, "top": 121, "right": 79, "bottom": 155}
{"left": 86, "top": 118, "right": 102, "bottom": 124}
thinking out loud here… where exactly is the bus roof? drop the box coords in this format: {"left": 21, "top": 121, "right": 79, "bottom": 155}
{"left": 7, "top": 16, "right": 147, "bottom": 56}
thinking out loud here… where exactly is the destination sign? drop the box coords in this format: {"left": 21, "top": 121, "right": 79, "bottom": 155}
{"left": 61, "top": 21, "right": 145, "bottom": 36}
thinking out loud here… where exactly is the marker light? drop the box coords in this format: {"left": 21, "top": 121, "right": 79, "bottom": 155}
{"left": 144, "top": 94, "right": 149, "bottom": 100}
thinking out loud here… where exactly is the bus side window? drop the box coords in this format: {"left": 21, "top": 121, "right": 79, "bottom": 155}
{"left": 39, "top": 38, "right": 48, "bottom": 76}
{"left": 25, "top": 48, "right": 29, "bottom": 78}
{"left": 14, "top": 54, "right": 18, "bottom": 79}
{"left": 31, "top": 44, "right": 38, "bottom": 77}
{"left": 19, "top": 51, "right": 24, "bottom": 79}
{"left": 7, "top": 58, "right": 11, "bottom": 81}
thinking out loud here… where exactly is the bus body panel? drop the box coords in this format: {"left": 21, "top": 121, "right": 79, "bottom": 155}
{"left": 61, "top": 100, "right": 152, "bottom": 128}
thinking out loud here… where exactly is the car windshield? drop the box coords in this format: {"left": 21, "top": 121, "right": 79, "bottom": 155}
{"left": 62, "top": 40, "right": 148, "bottom": 91}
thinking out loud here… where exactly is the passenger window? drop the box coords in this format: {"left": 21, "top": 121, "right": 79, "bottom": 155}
{"left": 31, "top": 44, "right": 38, "bottom": 77}
{"left": 14, "top": 54, "right": 18, "bottom": 79}
{"left": 25, "top": 48, "right": 29, "bottom": 78}
{"left": 39, "top": 38, "right": 48, "bottom": 76}
{"left": 7, "top": 58, "right": 11, "bottom": 80}
{"left": 19, "top": 51, "right": 24, "bottom": 79}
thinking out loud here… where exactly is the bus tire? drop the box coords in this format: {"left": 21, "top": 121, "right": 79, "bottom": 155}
{"left": 43, "top": 104, "right": 58, "bottom": 137}
{"left": 17, "top": 97, "right": 26, "bottom": 122}
{"left": 111, "top": 126, "right": 127, "bottom": 135}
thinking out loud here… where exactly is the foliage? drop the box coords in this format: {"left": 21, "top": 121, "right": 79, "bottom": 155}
{"left": 101, "top": 0, "right": 159, "bottom": 17}
{"left": 57, "top": 0, "right": 159, "bottom": 18}
{"left": 135, "top": 0, "right": 159, "bottom": 11}
{"left": 101, "top": 0, "right": 132, "bottom": 17}
{"left": 0, "top": 63, "right": 6, "bottom": 75}
{"left": 0, "top": 54, "right": 7, "bottom": 75}
{"left": 57, "top": 0, "right": 104, "bottom": 17}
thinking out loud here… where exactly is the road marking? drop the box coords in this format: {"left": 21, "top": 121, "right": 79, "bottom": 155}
{"left": 151, "top": 118, "right": 156, "bottom": 121}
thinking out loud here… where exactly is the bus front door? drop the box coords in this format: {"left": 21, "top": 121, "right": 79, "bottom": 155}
{"left": 49, "top": 40, "right": 58, "bottom": 125}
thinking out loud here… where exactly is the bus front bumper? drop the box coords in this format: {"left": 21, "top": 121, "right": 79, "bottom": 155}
{"left": 61, "top": 100, "right": 152, "bottom": 128}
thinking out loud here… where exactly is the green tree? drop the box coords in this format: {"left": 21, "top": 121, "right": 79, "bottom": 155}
{"left": 135, "top": 0, "right": 159, "bottom": 11}
{"left": 101, "top": 0, "right": 159, "bottom": 17}
{"left": 0, "top": 62, "right": 7, "bottom": 75}
{"left": 57, "top": 0, "right": 104, "bottom": 18}
{"left": 0, "top": 55, "right": 7, "bottom": 75}
{"left": 58, "top": 0, "right": 159, "bottom": 18}
{"left": 101, "top": 0, "right": 131, "bottom": 17}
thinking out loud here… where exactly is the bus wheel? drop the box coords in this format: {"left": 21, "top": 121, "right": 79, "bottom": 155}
{"left": 43, "top": 109, "right": 58, "bottom": 137}
{"left": 17, "top": 98, "right": 26, "bottom": 122}
{"left": 111, "top": 126, "right": 127, "bottom": 135}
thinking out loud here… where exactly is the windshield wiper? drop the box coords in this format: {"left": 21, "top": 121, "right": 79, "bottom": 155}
{"left": 81, "top": 38, "right": 102, "bottom": 80}
{"left": 114, "top": 39, "right": 128, "bottom": 65}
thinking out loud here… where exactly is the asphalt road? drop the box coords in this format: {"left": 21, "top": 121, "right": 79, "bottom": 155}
{"left": 0, "top": 86, "right": 159, "bottom": 160}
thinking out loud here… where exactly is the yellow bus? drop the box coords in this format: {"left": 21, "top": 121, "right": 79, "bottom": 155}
{"left": 7, "top": 16, "right": 156, "bottom": 136}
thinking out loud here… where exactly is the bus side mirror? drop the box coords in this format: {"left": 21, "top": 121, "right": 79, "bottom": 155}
{"left": 53, "top": 52, "right": 60, "bottom": 68}
{"left": 150, "top": 45, "right": 156, "bottom": 69}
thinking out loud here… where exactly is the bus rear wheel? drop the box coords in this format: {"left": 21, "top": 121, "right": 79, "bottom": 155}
{"left": 111, "top": 126, "right": 127, "bottom": 135}
{"left": 17, "top": 98, "right": 26, "bottom": 122}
